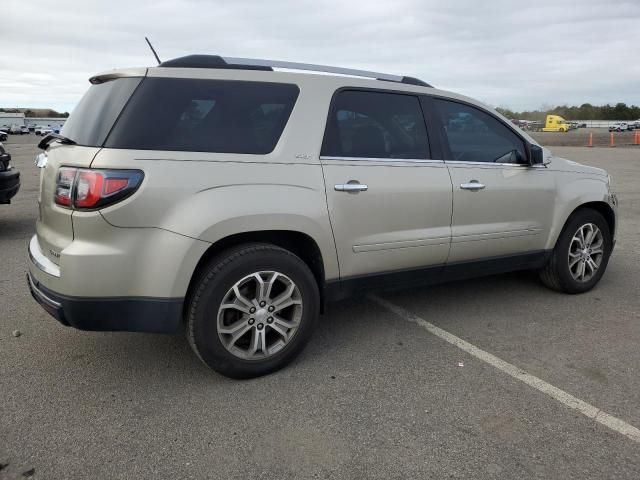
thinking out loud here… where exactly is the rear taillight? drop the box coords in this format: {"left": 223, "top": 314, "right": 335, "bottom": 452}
{"left": 54, "top": 167, "right": 76, "bottom": 206}
{"left": 54, "top": 168, "right": 143, "bottom": 210}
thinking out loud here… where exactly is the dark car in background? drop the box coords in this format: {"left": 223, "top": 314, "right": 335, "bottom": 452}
{"left": 0, "top": 142, "right": 20, "bottom": 204}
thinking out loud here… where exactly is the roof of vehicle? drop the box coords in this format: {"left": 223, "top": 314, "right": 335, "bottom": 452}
{"left": 90, "top": 55, "right": 432, "bottom": 88}
{"left": 86, "top": 56, "right": 540, "bottom": 147}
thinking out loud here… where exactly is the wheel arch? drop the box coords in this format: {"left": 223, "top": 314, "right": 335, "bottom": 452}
{"left": 184, "top": 230, "right": 327, "bottom": 320}
{"left": 551, "top": 201, "right": 616, "bottom": 250}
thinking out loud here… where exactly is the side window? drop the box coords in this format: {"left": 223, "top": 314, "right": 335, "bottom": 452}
{"left": 433, "top": 98, "right": 527, "bottom": 163}
{"left": 322, "top": 90, "right": 429, "bottom": 159}
{"left": 105, "top": 79, "right": 299, "bottom": 154}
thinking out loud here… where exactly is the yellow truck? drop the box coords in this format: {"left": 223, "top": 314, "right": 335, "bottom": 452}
{"left": 542, "top": 114, "right": 571, "bottom": 132}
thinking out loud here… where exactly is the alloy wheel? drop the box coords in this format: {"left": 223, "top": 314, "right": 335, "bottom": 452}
{"left": 217, "top": 271, "right": 303, "bottom": 360}
{"left": 568, "top": 223, "right": 604, "bottom": 282}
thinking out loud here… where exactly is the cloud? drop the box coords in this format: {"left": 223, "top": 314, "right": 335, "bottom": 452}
{"left": 1, "top": 0, "right": 638, "bottom": 112}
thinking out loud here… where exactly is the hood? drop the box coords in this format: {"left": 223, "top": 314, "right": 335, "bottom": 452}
{"left": 548, "top": 154, "right": 607, "bottom": 177}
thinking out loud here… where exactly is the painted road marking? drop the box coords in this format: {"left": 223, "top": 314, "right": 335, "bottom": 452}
{"left": 369, "top": 294, "right": 640, "bottom": 444}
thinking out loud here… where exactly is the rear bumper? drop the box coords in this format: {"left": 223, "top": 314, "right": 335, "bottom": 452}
{"left": 27, "top": 271, "right": 184, "bottom": 333}
{"left": 0, "top": 169, "right": 20, "bottom": 204}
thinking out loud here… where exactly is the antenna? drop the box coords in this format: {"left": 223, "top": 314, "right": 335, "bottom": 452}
{"left": 145, "top": 36, "right": 161, "bottom": 65}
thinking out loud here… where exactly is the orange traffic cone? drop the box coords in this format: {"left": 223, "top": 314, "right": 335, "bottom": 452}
{"left": 635, "top": 131, "right": 640, "bottom": 145}
{"left": 587, "top": 132, "right": 593, "bottom": 147}
{"left": 610, "top": 132, "right": 615, "bottom": 147}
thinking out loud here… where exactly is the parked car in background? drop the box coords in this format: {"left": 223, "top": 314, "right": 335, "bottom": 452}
{"left": 20, "top": 126, "right": 30, "bottom": 134}
{"left": 0, "top": 142, "right": 20, "bottom": 204}
{"left": 0, "top": 130, "right": 7, "bottom": 141}
{"left": 609, "top": 123, "right": 630, "bottom": 132}
{"left": 9, "top": 125, "right": 23, "bottom": 134}
{"left": 36, "top": 127, "right": 53, "bottom": 136}
{"left": 28, "top": 54, "right": 618, "bottom": 378}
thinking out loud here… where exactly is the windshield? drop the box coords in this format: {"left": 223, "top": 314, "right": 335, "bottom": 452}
{"left": 61, "top": 77, "right": 142, "bottom": 147}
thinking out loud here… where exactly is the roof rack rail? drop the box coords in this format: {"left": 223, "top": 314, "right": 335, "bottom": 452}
{"left": 159, "top": 55, "right": 433, "bottom": 88}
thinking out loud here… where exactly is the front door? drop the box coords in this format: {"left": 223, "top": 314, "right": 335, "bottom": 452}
{"left": 320, "top": 89, "right": 453, "bottom": 279}
{"left": 430, "top": 97, "right": 555, "bottom": 263}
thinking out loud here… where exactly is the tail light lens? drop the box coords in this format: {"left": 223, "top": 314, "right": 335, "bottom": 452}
{"left": 54, "top": 167, "right": 76, "bottom": 206}
{"left": 54, "top": 168, "right": 144, "bottom": 210}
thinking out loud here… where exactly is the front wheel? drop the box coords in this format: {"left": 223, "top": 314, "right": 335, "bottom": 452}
{"left": 539, "top": 209, "right": 612, "bottom": 294}
{"left": 186, "top": 243, "right": 320, "bottom": 378}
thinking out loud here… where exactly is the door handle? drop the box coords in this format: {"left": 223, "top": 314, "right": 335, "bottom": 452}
{"left": 335, "top": 182, "right": 368, "bottom": 192}
{"left": 460, "top": 181, "right": 485, "bottom": 191}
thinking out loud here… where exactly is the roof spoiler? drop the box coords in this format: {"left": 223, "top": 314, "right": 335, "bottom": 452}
{"left": 89, "top": 68, "right": 148, "bottom": 85}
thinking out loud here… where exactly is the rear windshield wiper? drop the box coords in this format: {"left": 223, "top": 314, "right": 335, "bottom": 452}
{"left": 38, "top": 133, "right": 76, "bottom": 150}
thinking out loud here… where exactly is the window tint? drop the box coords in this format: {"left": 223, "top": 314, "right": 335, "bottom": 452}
{"left": 322, "top": 90, "right": 429, "bottom": 159}
{"left": 61, "top": 77, "right": 142, "bottom": 147}
{"left": 433, "top": 99, "right": 527, "bottom": 163}
{"left": 105, "top": 78, "right": 299, "bottom": 154}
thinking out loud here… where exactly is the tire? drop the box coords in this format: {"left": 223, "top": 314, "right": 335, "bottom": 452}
{"left": 186, "top": 243, "right": 320, "bottom": 379}
{"left": 539, "top": 209, "right": 612, "bottom": 294}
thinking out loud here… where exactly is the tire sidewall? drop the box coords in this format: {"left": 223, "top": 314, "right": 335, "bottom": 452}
{"left": 554, "top": 210, "right": 612, "bottom": 293}
{"left": 189, "top": 246, "right": 319, "bottom": 378}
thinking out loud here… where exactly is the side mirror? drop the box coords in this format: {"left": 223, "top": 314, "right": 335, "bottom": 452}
{"left": 529, "top": 144, "right": 544, "bottom": 165}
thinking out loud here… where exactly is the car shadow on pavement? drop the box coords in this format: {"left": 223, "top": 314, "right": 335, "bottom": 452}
{"left": 29, "top": 270, "right": 548, "bottom": 386}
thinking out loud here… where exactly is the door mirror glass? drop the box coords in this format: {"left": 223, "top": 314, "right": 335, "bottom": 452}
{"left": 529, "top": 144, "right": 544, "bottom": 165}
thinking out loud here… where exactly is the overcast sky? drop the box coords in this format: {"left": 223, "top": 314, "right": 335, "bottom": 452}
{"left": 1, "top": 0, "right": 638, "bottom": 113}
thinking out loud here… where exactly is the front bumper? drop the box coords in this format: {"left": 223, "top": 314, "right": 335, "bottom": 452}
{"left": 0, "top": 168, "right": 20, "bottom": 204}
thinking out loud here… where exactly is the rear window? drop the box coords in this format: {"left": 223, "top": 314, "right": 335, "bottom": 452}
{"left": 105, "top": 78, "right": 299, "bottom": 154}
{"left": 61, "top": 77, "right": 142, "bottom": 147}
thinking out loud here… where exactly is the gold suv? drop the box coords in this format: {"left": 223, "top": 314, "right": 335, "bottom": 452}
{"left": 28, "top": 55, "right": 617, "bottom": 378}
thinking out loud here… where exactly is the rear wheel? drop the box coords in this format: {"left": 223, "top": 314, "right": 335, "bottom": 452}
{"left": 539, "top": 209, "right": 612, "bottom": 293}
{"left": 186, "top": 243, "right": 320, "bottom": 378}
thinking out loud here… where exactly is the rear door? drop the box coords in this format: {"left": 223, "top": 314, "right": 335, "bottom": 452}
{"left": 429, "top": 97, "right": 555, "bottom": 263}
{"left": 320, "top": 89, "right": 452, "bottom": 280}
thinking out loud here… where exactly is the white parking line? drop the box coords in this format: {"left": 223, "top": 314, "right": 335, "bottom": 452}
{"left": 369, "top": 294, "right": 640, "bottom": 444}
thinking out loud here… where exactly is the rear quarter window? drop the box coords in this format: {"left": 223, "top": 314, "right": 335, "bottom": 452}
{"left": 105, "top": 78, "right": 299, "bottom": 154}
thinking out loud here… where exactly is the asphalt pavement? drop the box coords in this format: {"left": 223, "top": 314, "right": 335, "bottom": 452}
{"left": 1, "top": 135, "right": 639, "bottom": 479}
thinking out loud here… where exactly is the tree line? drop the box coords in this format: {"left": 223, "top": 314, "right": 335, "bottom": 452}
{"left": 0, "top": 108, "right": 69, "bottom": 118}
{"left": 495, "top": 103, "right": 640, "bottom": 121}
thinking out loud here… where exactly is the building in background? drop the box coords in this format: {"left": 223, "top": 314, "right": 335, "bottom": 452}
{"left": 24, "top": 117, "right": 67, "bottom": 131}
{"left": 0, "top": 113, "right": 67, "bottom": 132}
{"left": 0, "top": 112, "right": 26, "bottom": 129}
